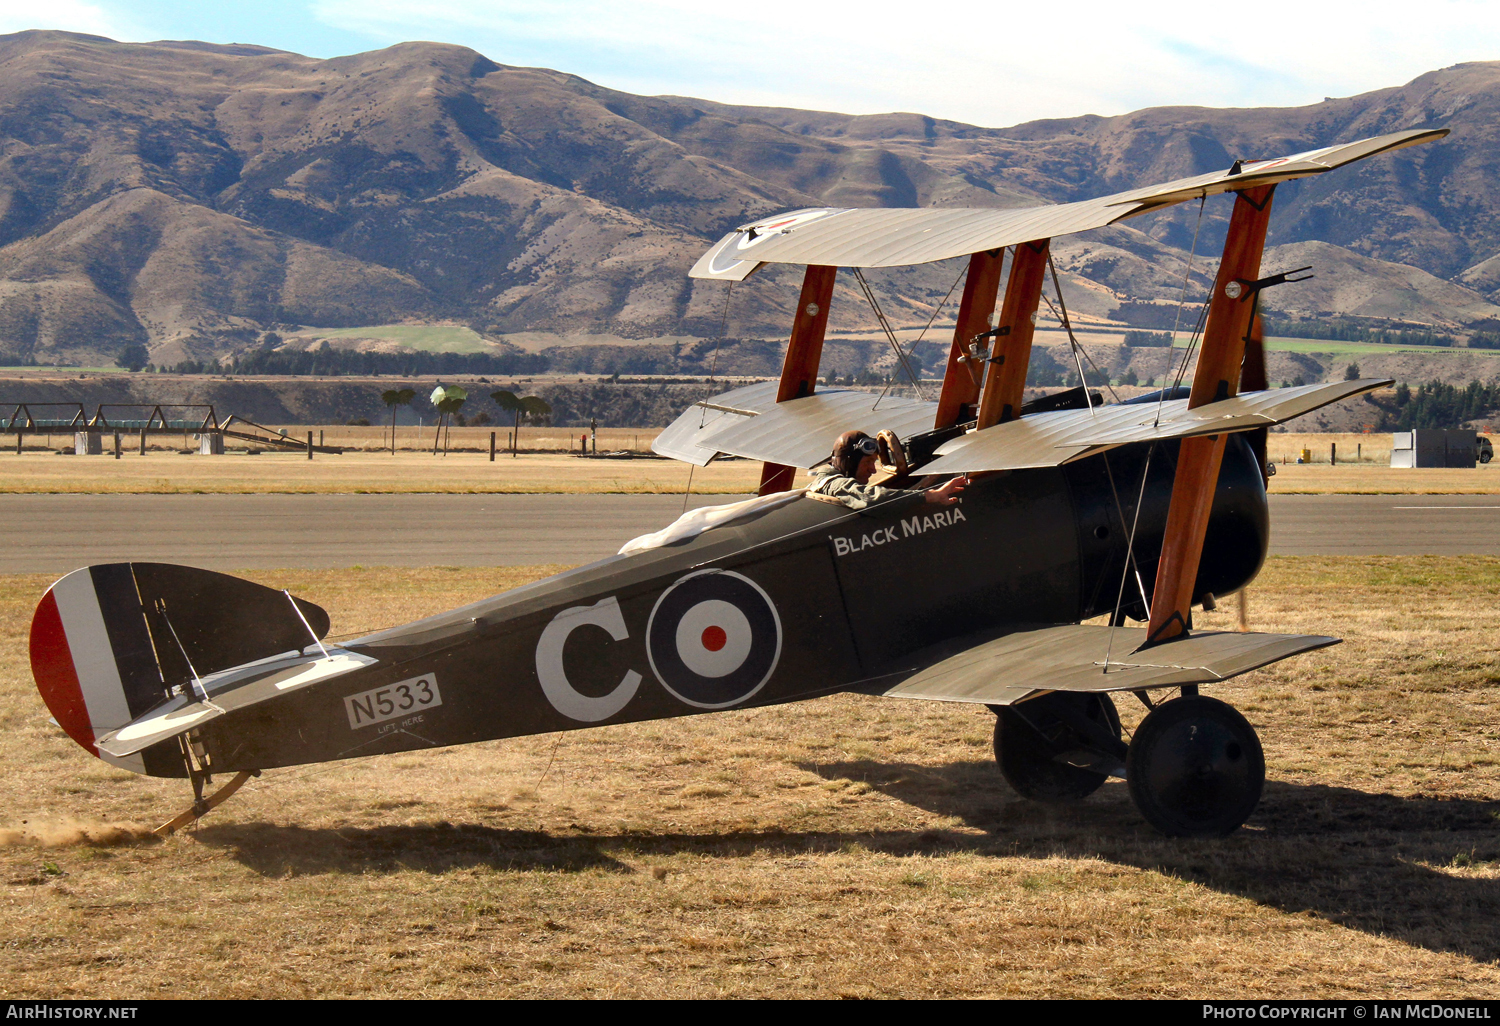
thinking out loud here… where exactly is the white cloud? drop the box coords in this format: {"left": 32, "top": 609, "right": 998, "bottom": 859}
{"left": 312, "top": 0, "right": 1500, "bottom": 125}
{"left": 0, "top": 0, "right": 137, "bottom": 40}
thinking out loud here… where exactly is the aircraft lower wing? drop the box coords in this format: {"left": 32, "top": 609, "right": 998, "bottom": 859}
{"left": 875, "top": 624, "right": 1338, "bottom": 706}
{"left": 919, "top": 379, "right": 1390, "bottom": 475}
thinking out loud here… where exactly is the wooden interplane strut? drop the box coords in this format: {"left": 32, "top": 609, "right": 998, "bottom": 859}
{"left": 1145, "top": 186, "right": 1276, "bottom": 645}
{"left": 934, "top": 250, "right": 1006, "bottom": 429}
{"left": 976, "top": 240, "right": 1050, "bottom": 430}
{"left": 759, "top": 264, "right": 837, "bottom": 495}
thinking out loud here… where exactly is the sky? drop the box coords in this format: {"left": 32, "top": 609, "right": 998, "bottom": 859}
{"left": 0, "top": 0, "right": 1495, "bottom": 126}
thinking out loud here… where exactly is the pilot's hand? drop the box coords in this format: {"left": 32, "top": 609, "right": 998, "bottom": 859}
{"left": 924, "top": 475, "right": 968, "bottom": 506}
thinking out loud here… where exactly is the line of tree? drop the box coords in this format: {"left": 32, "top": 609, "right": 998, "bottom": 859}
{"left": 1380, "top": 380, "right": 1500, "bottom": 430}
{"left": 1260, "top": 316, "right": 1457, "bottom": 347}
{"left": 490, "top": 390, "right": 552, "bottom": 456}
{"left": 1110, "top": 303, "right": 1186, "bottom": 330}
{"left": 158, "top": 348, "right": 551, "bottom": 377}
{"left": 1122, "top": 330, "right": 1173, "bottom": 347}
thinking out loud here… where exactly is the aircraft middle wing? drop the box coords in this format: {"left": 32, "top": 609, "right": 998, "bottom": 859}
{"left": 654, "top": 378, "right": 1388, "bottom": 472}
{"left": 654, "top": 384, "right": 938, "bottom": 468}
{"left": 651, "top": 380, "right": 781, "bottom": 465}
{"left": 872, "top": 624, "right": 1338, "bottom": 707}
{"left": 919, "top": 378, "right": 1390, "bottom": 474}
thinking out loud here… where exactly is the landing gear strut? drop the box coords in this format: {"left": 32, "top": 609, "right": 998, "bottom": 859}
{"left": 1126, "top": 695, "right": 1264, "bottom": 837}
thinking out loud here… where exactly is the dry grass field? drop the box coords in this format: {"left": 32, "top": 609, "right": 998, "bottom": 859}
{"left": 0, "top": 451, "right": 770, "bottom": 495}
{"left": 0, "top": 433, "right": 1497, "bottom": 496}
{"left": 1, "top": 557, "right": 1498, "bottom": 998}
{"left": 272, "top": 424, "right": 664, "bottom": 453}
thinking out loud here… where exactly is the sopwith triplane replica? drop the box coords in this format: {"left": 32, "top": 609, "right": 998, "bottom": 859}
{"left": 29, "top": 128, "right": 1445, "bottom": 836}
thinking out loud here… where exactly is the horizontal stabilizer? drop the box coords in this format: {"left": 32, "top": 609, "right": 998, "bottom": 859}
{"left": 880, "top": 624, "right": 1337, "bottom": 707}
{"left": 921, "top": 379, "right": 1390, "bottom": 474}
{"left": 654, "top": 383, "right": 938, "bottom": 469}
{"left": 94, "top": 648, "right": 377, "bottom": 758}
{"left": 691, "top": 129, "right": 1446, "bottom": 280}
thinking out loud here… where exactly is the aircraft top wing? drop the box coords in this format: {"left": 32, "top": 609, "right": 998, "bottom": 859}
{"left": 919, "top": 378, "right": 1391, "bottom": 475}
{"left": 690, "top": 129, "right": 1447, "bottom": 281}
{"left": 875, "top": 623, "right": 1338, "bottom": 707}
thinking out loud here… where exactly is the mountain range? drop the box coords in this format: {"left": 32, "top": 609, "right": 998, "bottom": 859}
{"left": 0, "top": 30, "right": 1496, "bottom": 367}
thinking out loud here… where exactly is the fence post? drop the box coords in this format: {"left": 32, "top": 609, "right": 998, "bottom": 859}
{"left": 307, "top": 431, "right": 313, "bottom": 460}
{"left": 1331, "top": 442, "right": 1336, "bottom": 466}
{"left": 139, "top": 430, "right": 147, "bottom": 455}
{"left": 489, "top": 431, "right": 496, "bottom": 462}
{"left": 113, "top": 433, "right": 121, "bottom": 460}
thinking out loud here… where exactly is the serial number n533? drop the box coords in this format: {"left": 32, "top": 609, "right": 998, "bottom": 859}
{"left": 344, "top": 675, "right": 441, "bottom": 729}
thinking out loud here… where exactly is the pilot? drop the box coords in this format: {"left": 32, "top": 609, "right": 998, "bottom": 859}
{"left": 808, "top": 430, "right": 967, "bottom": 510}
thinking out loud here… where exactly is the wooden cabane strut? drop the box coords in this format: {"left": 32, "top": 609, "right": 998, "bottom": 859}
{"left": 974, "top": 240, "right": 1050, "bottom": 430}
{"left": 757, "top": 240, "right": 1057, "bottom": 493}
{"left": 933, "top": 250, "right": 1004, "bottom": 429}
{"left": 757, "top": 184, "right": 1277, "bottom": 650}
{"left": 758, "top": 264, "right": 836, "bottom": 495}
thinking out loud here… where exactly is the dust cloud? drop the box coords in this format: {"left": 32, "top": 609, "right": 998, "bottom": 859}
{"left": 0, "top": 818, "right": 158, "bottom": 847}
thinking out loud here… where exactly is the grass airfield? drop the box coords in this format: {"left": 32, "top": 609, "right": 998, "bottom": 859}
{"left": 1, "top": 558, "right": 1498, "bottom": 998}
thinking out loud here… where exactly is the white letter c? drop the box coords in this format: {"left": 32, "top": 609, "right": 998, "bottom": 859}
{"left": 535, "top": 596, "right": 642, "bottom": 722}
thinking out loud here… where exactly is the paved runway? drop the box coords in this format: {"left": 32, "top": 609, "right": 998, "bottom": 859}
{"left": 3, "top": 493, "right": 1499, "bottom": 574}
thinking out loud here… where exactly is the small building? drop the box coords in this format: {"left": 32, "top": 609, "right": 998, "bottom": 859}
{"left": 1391, "top": 429, "right": 1477, "bottom": 468}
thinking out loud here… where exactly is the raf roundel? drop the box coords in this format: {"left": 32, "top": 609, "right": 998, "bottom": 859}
{"left": 646, "top": 570, "right": 782, "bottom": 709}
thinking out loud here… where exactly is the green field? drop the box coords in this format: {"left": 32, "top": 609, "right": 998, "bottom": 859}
{"left": 291, "top": 325, "right": 497, "bottom": 354}
{"left": 1261, "top": 336, "right": 1500, "bottom": 357}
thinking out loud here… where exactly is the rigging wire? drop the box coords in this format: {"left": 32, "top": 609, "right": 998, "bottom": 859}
{"left": 682, "top": 280, "right": 736, "bottom": 513}
{"left": 852, "top": 267, "right": 927, "bottom": 403}
{"left": 867, "top": 260, "right": 967, "bottom": 410}
{"left": 1040, "top": 254, "right": 1121, "bottom": 407}
{"left": 911, "top": 260, "right": 970, "bottom": 350}
{"left": 1103, "top": 441, "right": 1158, "bottom": 673}
{"left": 1169, "top": 292, "right": 1212, "bottom": 396}
{"left": 1099, "top": 451, "right": 1154, "bottom": 622}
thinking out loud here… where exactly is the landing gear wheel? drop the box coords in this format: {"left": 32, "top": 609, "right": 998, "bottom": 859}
{"left": 1126, "top": 695, "right": 1264, "bottom": 837}
{"left": 993, "top": 692, "right": 1121, "bottom": 803}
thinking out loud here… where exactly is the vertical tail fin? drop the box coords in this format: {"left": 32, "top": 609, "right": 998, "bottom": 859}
{"left": 30, "top": 563, "right": 330, "bottom": 777}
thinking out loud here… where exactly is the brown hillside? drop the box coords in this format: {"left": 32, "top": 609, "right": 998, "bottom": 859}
{"left": 0, "top": 32, "right": 1494, "bottom": 365}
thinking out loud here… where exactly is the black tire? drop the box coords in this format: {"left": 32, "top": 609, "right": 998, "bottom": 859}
{"left": 1126, "top": 695, "right": 1264, "bottom": 837}
{"left": 993, "top": 692, "right": 1121, "bottom": 803}
{"left": 1481, "top": 452, "right": 1491, "bottom": 464}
